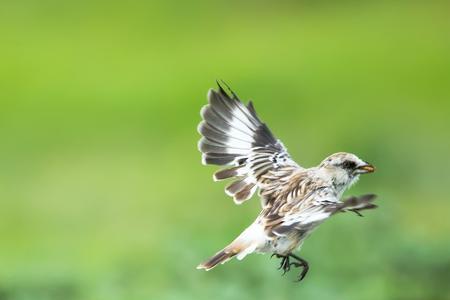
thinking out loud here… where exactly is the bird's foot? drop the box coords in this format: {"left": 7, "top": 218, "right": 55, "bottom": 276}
{"left": 289, "top": 254, "right": 310, "bottom": 282}
{"left": 272, "top": 253, "right": 309, "bottom": 281}
{"left": 271, "top": 254, "right": 291, "bottom": 275}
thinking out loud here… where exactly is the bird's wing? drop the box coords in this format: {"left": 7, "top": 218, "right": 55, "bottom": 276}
{"left": 260, "top": 173, "right": 336, "bottom": 238}
{"left": 198, "top": 82, "right": 302, "bottom": 205}
{"left": 331, "top": 194, "right": 378, "bottom": 215}
{"left": 262, "top": 187, "right": 378, "bottom": 237}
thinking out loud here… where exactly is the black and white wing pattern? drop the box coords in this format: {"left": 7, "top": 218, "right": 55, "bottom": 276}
{"left": 198, "top": 82, "right": 301, "bottom": 204}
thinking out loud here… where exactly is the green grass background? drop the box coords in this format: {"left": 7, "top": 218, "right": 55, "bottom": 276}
{"left": 0, "top": 1, "right": 449, "bottom": 299}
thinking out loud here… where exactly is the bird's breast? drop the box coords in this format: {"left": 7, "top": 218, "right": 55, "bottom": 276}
{"left": 268, "top": 226, "right": 317, "bottom": 255}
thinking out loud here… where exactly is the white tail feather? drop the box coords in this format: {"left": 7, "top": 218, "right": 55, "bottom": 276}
{"left": 197, "top": 222, "right": 265, "bottom": 270}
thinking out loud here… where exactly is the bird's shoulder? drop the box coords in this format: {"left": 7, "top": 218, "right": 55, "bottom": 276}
{"left": 259, "top": 166, "right": 331, "bottom": 207}
{"left": 257, "top": 167, "right": 341, "bottom": 236}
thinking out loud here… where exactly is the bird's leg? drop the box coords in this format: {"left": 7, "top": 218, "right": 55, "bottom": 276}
{"left": 288, "top": 253, "right": 310, "bottom": 282}
{"left": 271, "top": 254, "right": 291, "bottom": 275}
{"left": 281, "top": 256, "right": 291, "bottom": 275}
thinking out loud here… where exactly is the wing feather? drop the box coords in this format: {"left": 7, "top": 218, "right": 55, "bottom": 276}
{"left": 198, "top": 82, "right": 301, "bottom": 205}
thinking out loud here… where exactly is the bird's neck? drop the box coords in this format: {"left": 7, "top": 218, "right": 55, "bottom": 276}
{"left": 314, "top": 168, "right": 357, "bottom": 198}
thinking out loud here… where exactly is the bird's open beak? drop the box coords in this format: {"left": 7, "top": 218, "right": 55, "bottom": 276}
{"left": 356, "top": 163, "right": 375, "bottom": 174}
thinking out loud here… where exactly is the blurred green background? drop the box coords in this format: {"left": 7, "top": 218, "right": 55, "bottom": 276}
{"left": 0, "top": 1, "right": 449, "bottom": 299}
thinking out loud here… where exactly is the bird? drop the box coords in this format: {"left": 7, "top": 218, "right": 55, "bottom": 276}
{"left": 196, "top": 81, "right": 377, "bottom": 282}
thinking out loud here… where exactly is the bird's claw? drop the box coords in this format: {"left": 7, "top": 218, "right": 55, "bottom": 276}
{"left": 295, "top": 263, "right": 309, "bottom": 282}
{"left": 278, "top": 256, "right": 291, "bottom": 274}
{"left": 273, "top": 254, "right": 309, "bottom": 282}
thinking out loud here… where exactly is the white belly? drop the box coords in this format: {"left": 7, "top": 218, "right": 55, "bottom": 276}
{"left": 257, "top": 222, "right": 321, "bottom": 255}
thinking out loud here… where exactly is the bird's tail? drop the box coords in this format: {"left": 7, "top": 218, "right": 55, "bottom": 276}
{"left": 196, "top": 248, "right": 238, "bottom": 271}
{"left": 197, "top": 222, "right": 263, "bottom": 271}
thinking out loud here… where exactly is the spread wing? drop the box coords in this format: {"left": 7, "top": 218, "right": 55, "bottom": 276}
{"left": 262, "top": 188, "right": 378, "bottom": 238}
{"left": 198, "top": 82, "right": 302, "bottom": 205}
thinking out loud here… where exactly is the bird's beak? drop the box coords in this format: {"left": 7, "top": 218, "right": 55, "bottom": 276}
{"left": 356, "top": 163, "right": 375, "bottom": 174}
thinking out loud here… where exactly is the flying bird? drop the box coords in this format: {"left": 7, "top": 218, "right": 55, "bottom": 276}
{"left": 196, "top": 82, "right": 377, "bottom": 281}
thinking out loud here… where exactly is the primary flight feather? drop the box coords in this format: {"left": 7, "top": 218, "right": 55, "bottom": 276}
{"left": 196, "top": 82, "right": 377, "bottom": 281}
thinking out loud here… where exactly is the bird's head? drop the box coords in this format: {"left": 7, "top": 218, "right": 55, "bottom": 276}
{"left": 318, "top": 152, "right": 375, "bottom": 192}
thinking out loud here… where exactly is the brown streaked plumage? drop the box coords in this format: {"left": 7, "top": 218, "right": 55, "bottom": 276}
{"left": 196, "top": 82, "right": 377, "bottom": 281}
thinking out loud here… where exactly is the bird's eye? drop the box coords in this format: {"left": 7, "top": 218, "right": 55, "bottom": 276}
{"left": 342, "top": 160, "right": 357, "bottom": 169}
